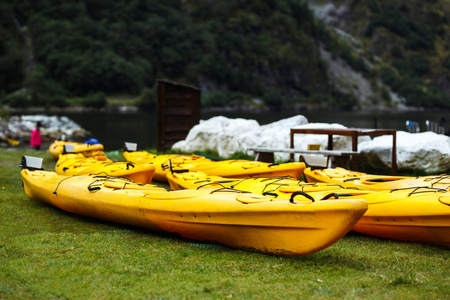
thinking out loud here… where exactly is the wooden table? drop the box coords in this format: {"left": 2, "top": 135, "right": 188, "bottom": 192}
{"left": 290, "top": 128, "right": 397, "bottom": 175}
{"left": 248, "top": 147, "right": 358, "bottom": 166}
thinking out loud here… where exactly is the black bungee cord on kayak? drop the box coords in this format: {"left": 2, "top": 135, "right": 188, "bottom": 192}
{"left": 258, "top": 176, "right": 295, "bottom": 182}
{"left": 53, "top": 174, "right": 86, "bottom": 195}
{"left": 196, "top": 181, "right": 232, "bottom": 190}
{"left": 86, "top": 174, "right": 135, "bottom": 192}
{"left": 424, "top": 175, "right": 450, "bottom": 189}
{"left": 161, "top": 162, "right": 170, "bottom": 171}
{"left": 192, "top": 179, "right": 239, "bottom": 187}
{"left": 321, "top": 193, "right": 357, "bottom": 200}
{"left": 259, "top": 178, "right": 309, "bottom": 195}
{"left": 258, "top": 177, "right": 346, "bottom": 193}
{"left": 242, "top": 177, "right": 292, "bottom": 195}
{"left": 225, "top": 179, "right": 246, "bottom": 189}
{"left": 262, "top": 192, "right": 278, "bottom": 198}
{"left": 343, "top": 177, "right": 361, "bottom": 182}
{"left": 166, "top": 159, "right": 190, "bottom": 174}
{"left": 289, "top": 191, "right": 315, "bottom": 204}
{"left": 210, "top": 188, "right": 252, "bottom": 195}
{"left": 390, "top": 186, "right": 447, "bottom": 197}
{"left": 272, "top": 175, "right": 299, "bottom": 181}
{"left": 366, "top": 178, "right": 390, "bottom": 182}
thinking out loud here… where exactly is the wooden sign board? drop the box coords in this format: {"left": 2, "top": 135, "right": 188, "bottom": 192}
{"left": 156, "top": 80, "right": 201, "bottom": 152}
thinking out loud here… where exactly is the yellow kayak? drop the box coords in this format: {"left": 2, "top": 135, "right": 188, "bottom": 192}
{"left": 167, "top": 171, "right": 356, "bottom": 198}
{"left": 55, "top": 153, "right": 155, "bottom": 184}
{"left": 123, "top": 152, "right": 212, "bottom": 181}
{"left": 21, "top": 168, "right": 368, "bottom": 256}
{"left": 302, "top": 167, "right": 450, "bottom": 191}
{"left": 347, "top": 187, "right": 450, "bottom": 247}
{"left": 168, "top": 171, "right": 450, "bottom": 247}
{"left": 124, "top": 151, "right": 306, "bottom": 182}
{"left": 49, "top": 140, "right": 104, "bottom": 159}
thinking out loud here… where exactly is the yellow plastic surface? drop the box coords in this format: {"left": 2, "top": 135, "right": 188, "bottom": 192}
{"left": 168, "top": 171, "right": 450, "bottom": 247}
{"left": 55, "top": 153, "right": 155, "bottom": 184}
{"left": 49, "top": 140, "right": 104, "bottom": 159}
{"left": 124, "top": 151, "right": 305, "bottom": 182}
{"left": 21, "top": 169, "right": 368, "bottom": 256}
{"left": 303, "top": 167, "right": 450, "bottom": 191}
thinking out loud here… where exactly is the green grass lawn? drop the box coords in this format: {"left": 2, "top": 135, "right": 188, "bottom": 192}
{"left": 0, "top": 148, "right": 448, "bottom": 299}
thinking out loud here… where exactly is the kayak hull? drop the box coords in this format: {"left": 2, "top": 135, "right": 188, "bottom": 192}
{"left": 168, "top": 171, "right": 450, "bottom": 248}
{"left": 352, "top": 191, "right": 450, "bottom": 247}
{"left": 124, "top": 151, "right": 305, "bottom": 182}
{"left": 55, "top": 153, "right": 155, "bottom": 184}
{"left": 303, "top": 167, "right": 450, "bottom": 191}
{"left": 49, "top": 140, "right": 104, "bottom": 159}
{"left": 21, "top": 169, "right": 367, "bottom": 256}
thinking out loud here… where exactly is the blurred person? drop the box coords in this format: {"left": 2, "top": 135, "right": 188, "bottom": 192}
{"left": 30, "top": 121, "right": 42, "bottom": 150}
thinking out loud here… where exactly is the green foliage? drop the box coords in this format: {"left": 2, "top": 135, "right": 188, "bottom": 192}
{"left": 2, "top": 0, "right": 322, "bottom": 100}
{"left": 228, "top": 151, "right": 254, "bottom": 160}
{"left": 263, "top": 89, "right": 285, "bottom": 109}
{"left": 0, "top": 0, "right": 448, "bottom": 110}
{"left": 309, "top": 93, "right": 333, "bottom": 106}
{"left": 381, "top": 87, "right": 391, "bottom": 104}
{"left": 317, "top": 23, "right": 372, "bottom": 77}
{"left": 82, "top": 92, "right": 107, "bottom": 108}
{"left": 48, "top": 95, "right": 69, "bottom": 108}
{"left": 24, "top": 65, "right": 68, "bottom": 105}
{"left": 365, "top": 5, "right": 434, "bottom": 51}
{"left": 308, "top": 91, "right": 359, "bottom": 110}
{"left": 380, "top": 65, "right": 450, "bottom": 108}
{"left": 0, "top": 3, "right": 25, "bottom": 93}
{"left": 201, "top": 90, "right": 230, "bottom": 108}
{"left": 2, "top": 92, "right": 32, "bottom": 108}
{"left": 190, "top": 0, "right": 328, "bottom": 97}
{"left": 331, "top": 91, "right": 359, "bottom": 109}
{"left": 410, "top": 56, "right": 430, "bottom": 76}
{"left": 136, "top": 87, "right": 156, "bottom": 110}
{"left": 444, "top": 55, "right": 450, "bottom": 70}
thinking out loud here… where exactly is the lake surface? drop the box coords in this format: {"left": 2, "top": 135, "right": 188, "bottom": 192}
{"left": 50, "top": 109, "right": 450, "bottom": 151}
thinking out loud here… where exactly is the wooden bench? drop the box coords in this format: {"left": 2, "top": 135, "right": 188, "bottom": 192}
{"left": 248, "top": 127, "right": 397, "bottom": 173}
{"left": 290, "top": 128, "right": 397, "bottom": 174}
{"left": 247, "top": 147, "right": 358, "bottom": 167}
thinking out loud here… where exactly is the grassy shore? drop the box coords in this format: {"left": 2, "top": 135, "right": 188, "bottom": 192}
{"left": 0, "top": 148, "right": 448, "bottom": 299}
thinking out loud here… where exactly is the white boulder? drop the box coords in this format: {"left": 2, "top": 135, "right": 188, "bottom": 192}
{"left": 172, "top": 116, "right": 260, "bottom": 158}
{"left": 172, "top": 115, "right": 370, "bottom": 161}
{"left": 172, "top": 115, "right": 450, "bottom": 173}
{"left": 172, "top": 115, "right": 308, "bottom": 159}
{"left": 239, "top": 115, "right": 308, "bottom": 161}
{"left": 359, "top": 131, "right": 450, "bottom": 173}
{"left": 5, "top": 115, "right": 88, "bottom": 139}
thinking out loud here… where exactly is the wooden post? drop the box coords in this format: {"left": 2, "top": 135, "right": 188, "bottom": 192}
{"left": 392, "top": 132, "right": 397, "bottom": 175}
{"left": 351, "top": 131, "right": 358, "bottom": 170}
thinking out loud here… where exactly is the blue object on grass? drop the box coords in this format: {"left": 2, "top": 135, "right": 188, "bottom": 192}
{"left": 85, "top": 138, "right": 100, "bottom": 145}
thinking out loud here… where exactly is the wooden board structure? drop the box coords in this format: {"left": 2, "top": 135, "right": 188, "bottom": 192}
{"left": 157, "top": 80, "right": 200, "bottom": 152}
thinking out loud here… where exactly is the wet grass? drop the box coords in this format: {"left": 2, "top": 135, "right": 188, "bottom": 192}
{"left": 0, "top": 148, "right": 448, "bottom": 299}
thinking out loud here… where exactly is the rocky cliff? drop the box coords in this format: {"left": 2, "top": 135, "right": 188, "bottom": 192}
{"left": 307, "top": 0, "right": 450, "bottom": 109}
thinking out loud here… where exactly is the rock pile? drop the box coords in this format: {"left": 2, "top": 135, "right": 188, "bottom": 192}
{"left": 0, "top": 115, "right": 89, "bottom": 147}
{"left": 172, "top": 115, "right": 450, "bottom": 174}
{"left": 173, "top": 115, "right": 309, "bottom": 158}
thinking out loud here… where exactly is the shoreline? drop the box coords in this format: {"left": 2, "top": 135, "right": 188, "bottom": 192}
{"left": 2, "top": 103, "right": 444, "bottom": 114}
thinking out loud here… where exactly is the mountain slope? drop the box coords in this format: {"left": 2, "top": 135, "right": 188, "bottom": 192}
{"left": 309, "top": 0, "right": 450, "bottom": 108}
{"left": 0, "top": 0, "right": 449, "bottom": 109}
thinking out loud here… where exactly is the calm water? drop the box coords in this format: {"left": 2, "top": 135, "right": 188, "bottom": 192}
{"left": 51, "top": 109, "right": 450, "bottom": 151}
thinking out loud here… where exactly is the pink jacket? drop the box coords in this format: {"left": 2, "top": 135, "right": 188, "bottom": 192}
{"left": 30, "top": 128, "right": 42, "bottom": 147}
